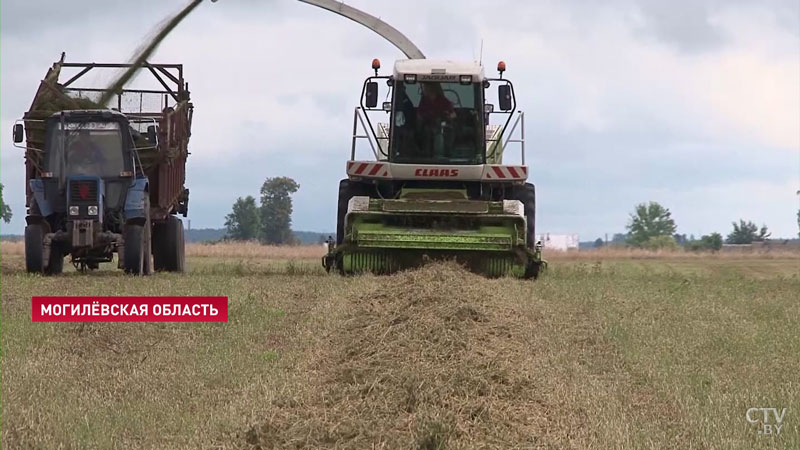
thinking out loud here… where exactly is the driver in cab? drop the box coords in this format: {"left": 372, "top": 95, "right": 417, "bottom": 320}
{"left": 416, "top": 82, "right": 456, "bottom": 158}
{"left": 67, "top": 129, "right": 105, "bottom": 174}
{"left": 417, "top": 82, "right": 455, "bottom": 125}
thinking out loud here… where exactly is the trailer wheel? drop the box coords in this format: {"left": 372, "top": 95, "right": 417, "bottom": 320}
{"left": 336, "top": 179, "right": 371, "bottom": 245}
{"left": 511, "top": 183, "right": 536, "bottom": 249}
{"left": 25, "top": 224, "right": 45, "bottom": 273}
{"left": 154, "top": 216, "right": 185, "bottom": 272}
{"left": 152, "top": 222, "right": 165, "bottom": 271}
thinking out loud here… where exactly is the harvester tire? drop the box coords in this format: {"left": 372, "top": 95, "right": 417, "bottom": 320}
{"left": 154, "top": 216, "right": 185, "bottom": 273}
{"left": 24, "top": 224, "right": 45, "bottom": 273}
{"left": 511, "top": 183, "right": 536, "bottom": 249}
{"left": 336, "top": 179, "right": 371, "bottom": 245}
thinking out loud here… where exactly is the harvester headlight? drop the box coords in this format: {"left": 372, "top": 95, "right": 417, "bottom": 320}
{"left": 69, "top": 206, "right": 80, "bottom": 216}
{"left": 88, "top": 205, "right": 99, "bottom": 215}
{"left": 403, "top": 74, "right": 417, "bottom": 83}
{"left": 459, "top": 75, "right": 473, "bottom": 85}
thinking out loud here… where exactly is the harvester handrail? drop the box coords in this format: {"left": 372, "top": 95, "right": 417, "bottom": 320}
{"left": 486, "top": 111, "right": 526, "bottom": 165}
{"left": 351, "top": 107, "right": 382, "bottom": 160}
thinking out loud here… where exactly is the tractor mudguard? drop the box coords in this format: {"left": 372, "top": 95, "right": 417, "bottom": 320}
{"left": 29, "top": 179, "right": 54, "bottom": 217}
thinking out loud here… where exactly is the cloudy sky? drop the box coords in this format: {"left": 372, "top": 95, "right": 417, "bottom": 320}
{"left": 1, "top": 0, "right": 798, "bottom": 239}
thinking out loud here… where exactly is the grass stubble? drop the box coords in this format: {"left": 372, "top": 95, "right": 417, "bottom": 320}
{"left": 0, "top": 243, "right": 798, "bottom": 448}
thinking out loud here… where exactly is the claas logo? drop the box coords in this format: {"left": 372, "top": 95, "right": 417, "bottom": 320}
{"left": 414, "top": 168, "right": 459, "bottom": 177}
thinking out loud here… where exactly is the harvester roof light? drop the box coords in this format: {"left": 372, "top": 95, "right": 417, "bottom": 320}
{"left": 372, "top": 58, "right": 381, "bottom": 76}
{"left": 41, "top": 172, "right": 54, "bottom": 178}
{"left": 484, "top": 104, "right": 494, "bottom": 113}
{"left": 497, "top": 61, "right": 506, "bottom": 78}
{"left": 459, "top": 75, "right": 473, "bottom": 85}
{"left": 403, "top": 73, "right": 417, "bottom": 84}
{"left": 382, "top": 101, "right": 392, "bottom": 111}
{"left": 69, "top": 206, "right": 79, "bottom": 216}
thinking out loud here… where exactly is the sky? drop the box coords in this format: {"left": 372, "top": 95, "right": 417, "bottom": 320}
{"left": 1, "top": 0, "right": 798, "bottom": 240}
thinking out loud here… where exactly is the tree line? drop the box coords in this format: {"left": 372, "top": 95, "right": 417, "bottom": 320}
{"left": 593, "top": 201, "right": 792, "bottom": 251}
{"left": 224, "top": 177, "right": 300, "bottom": 245}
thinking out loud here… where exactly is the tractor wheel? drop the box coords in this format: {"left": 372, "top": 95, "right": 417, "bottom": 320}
{"left": 511, "top": 183, "right": 536, "bottom": 249}
{"left": 124, "top": 198, "right": 152, "bottom": 276}
{"left": 336, "top": 179, "right": 371, "bottom": 245}
{"left": 25, "top": 224, "right": 45, "bottom": 273}
{"left": 124, "top": 224, "right": 145, "bottom": 275}
{"left": 154, "top": 216, "right": 185, "bottom": 272}
{"left": 46, "top": 243, "right": 64, "bottom": 275}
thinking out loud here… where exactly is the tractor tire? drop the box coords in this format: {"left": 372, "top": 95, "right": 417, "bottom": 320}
{"left": 511, "top": 183, "right": 536, "bottom": 249}
{"left": 153, "top": 216, "right": 185, "bottom": 272}
{"left": 336, "top": 179, "right": 371, "bottom": 245}
{"left": 124, "top": 224, "right": 146, "bottom": 275}
{"left": 46, "top": 243, "right": 64, "bottom": 275}
{"left": 124, "top": 198, "right": 152, "bottom": 276}
{"left": 25, "top": 224, "right": 45, "bottom": 273}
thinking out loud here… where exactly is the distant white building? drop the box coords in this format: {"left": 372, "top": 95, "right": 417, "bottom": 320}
{"left": 537, "top": 233, "right": 579, "bottom": 251}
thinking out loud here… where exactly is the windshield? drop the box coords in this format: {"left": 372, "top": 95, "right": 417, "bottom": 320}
{"left": 390, "top": 81, "right": 484, "bottom": 165}
{"left": 46, "top": 122, "right": 126, "bottom": 179}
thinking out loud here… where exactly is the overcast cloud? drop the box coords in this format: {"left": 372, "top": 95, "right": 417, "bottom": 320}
{"left": 1, "top": 0, "right": 798, "bottom": 239}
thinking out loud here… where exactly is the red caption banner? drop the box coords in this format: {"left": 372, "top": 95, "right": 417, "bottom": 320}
{"left": 32, "top": 296, "right": 228, "bottom": 322}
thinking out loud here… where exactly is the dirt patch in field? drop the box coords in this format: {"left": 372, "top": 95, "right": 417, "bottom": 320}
{"left": 243, "top": 263, "right": 580, "bottom": 448}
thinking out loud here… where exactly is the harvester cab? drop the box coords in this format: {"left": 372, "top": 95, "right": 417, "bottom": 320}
{"left": 324, "top": 59, "right": 544, "bottom": 278}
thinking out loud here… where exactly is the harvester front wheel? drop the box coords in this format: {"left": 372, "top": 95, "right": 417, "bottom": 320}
{"left": 336, "top": 179, "right": 371, "bottom": 245}
{"left": 511, "top": 183, "right": 536, "bottom": 249}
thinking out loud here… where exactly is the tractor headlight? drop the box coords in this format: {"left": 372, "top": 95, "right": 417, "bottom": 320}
{"left": 88, "top": 205, "right": 99, "bottom": 215}
{"left": 69, "top": 206, "right": 79, "bottom": 216}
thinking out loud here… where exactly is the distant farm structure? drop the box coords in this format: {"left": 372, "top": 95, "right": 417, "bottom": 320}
{"left": 537, "top": 233, "right": 580, "bottom": 252}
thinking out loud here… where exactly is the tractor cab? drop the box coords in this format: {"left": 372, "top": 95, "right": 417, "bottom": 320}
{"left": 14, "top": 109, "right": 155, "bottom": 232}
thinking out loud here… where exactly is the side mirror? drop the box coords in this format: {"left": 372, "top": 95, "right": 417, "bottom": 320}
{"left": 365, "top": 81, "right": 379, "bottom": 108}
{"left": 498, "top": 85, "right": 512, "bottom": 111}
{"left": 12, "top": 123, "right": 24, "bottom": 143}
{"left": 147, "top": 125, "right": 158, "bottom": 145}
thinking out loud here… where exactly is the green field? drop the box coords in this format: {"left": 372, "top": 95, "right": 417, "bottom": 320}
{"left": 1, "top": 249, "right": 798, "bottom": 449}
